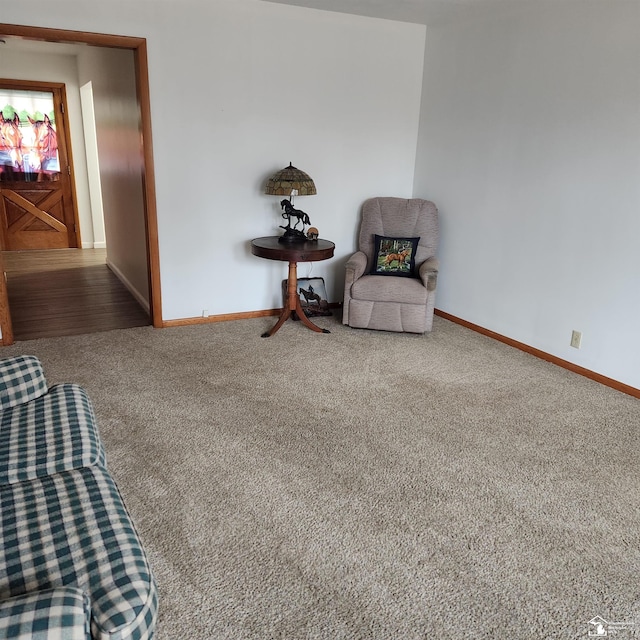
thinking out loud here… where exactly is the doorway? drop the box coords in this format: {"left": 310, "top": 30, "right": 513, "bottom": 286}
{"left": 0, "top": 24, "right": 162, "bottom": 345}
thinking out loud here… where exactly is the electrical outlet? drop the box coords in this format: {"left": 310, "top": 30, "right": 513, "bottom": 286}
{"left": 570, "top": 330, "right": 582, "bottom": 349}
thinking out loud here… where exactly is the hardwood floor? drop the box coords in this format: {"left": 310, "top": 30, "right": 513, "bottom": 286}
{"left": 3, "top": 249, "right": 150, "bottom": 341}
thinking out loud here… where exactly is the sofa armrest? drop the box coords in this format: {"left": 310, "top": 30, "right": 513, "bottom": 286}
{"left": 0, "top": 383, "right": 106, "bottom": 485}
{"left": 0, "top": 588, "right": 91, "bottom": 640}
{"left": 418, "top": 257, "right": 439, "bottom": 292}
{"left": 0, "top": 356, "right": 48, "bottom": 411}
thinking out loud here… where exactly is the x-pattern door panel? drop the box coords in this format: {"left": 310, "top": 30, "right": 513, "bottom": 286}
{"left": 0, "top": 181, "right": 74, "bottom": 249}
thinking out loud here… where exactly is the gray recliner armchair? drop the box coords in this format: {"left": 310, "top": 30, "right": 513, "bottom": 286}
{"left": 342, "top": 197, "right": 439, "bottom": 333}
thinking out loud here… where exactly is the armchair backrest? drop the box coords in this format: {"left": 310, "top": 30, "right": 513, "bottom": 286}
{"left": 358, "top": 197, "right": 439, "bottom": 271}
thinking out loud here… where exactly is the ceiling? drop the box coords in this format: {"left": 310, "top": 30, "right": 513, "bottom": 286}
{"left": 262, "top": 0, "right": 579, "bottom": 24}
{"left": 261, "top": 0, "right": 488, "bottom": 24}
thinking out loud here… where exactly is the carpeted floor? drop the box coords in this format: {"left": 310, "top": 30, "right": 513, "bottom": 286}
{"left": 3, "top": 314, "right": 639, "bottom": 639}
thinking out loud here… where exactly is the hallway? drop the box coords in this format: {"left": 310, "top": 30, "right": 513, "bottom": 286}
{"left": 3, "top": 248, "right": 150, "bottom": 341}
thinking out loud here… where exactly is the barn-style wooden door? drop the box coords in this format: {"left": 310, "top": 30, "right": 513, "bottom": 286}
{"left": 0, "top": 81, "right": 79, "bottom": 250}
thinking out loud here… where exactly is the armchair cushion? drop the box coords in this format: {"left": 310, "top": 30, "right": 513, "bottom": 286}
{"left": 352, "top": 275, "right": 428, "bottom": 305}
{"left": 370, "top": 235, "right": 419, "bottom": 277}
{"left": 0, "top": 356, "right": 48, "bottom": 411}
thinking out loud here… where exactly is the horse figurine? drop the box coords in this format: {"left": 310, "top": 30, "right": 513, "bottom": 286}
{"left": 28, "top": 114, "right": 59, "bottom": 172}
{"left": 0, "top": 113, "right": 24, "bottom": 172}
{"left": 280, "top": 199, "right": 311, "bottom": 230}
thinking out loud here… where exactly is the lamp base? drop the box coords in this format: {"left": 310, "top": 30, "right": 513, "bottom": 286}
{"left": 278, "top": 228, "right": 308, "bottom": 244}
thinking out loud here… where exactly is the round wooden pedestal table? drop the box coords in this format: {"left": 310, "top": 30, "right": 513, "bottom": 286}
{"left": 250, "top": 236, "right": 335, "bottom": 337}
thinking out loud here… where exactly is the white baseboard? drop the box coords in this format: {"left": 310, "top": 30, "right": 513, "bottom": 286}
{"left": 106, "top": 260, "right": 150, "bottom": 314}
{"left": 81, "top": 241, "right": 107, "bottom": 249}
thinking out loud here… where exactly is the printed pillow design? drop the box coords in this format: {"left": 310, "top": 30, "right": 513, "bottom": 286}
{"left": 371, "top": 235, "right": 419, "bottom": 277}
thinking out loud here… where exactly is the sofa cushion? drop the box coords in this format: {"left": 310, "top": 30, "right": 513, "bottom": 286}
{"left": 0, "top": 356, "right": 48, "bottom": 411}
{"left": 0, "top": 466, "right": 158, "bottom": 640}
{"left": 0, "top": 587, "right": 91, "bottom": 640}
{"left": 0, "top": 384, "right": 106, "bottom": 486}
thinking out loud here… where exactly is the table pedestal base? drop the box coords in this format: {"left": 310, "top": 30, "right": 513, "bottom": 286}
{"left": 261, "top": 261, "right": 331, "bottom": 338}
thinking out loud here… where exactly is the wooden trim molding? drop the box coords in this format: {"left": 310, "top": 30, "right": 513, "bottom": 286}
{"left": 0, "top": 252, "right": 13, "bottom": 345}
{"left": 0, "top": 24, "right": 146, "bottom": 49}
{"left": 435, "top": 309, "right": 640, "bottom": 399}
{"left": 133, "top": 39, "right": 162, "bottom": 328}
{"left": 162, "top": 302, "right": 343, "bottom": 328}
{"left": 163, "top": 309, "right": 280, "bottom": 328}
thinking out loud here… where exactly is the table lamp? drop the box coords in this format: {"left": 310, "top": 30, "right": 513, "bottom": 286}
{"left": 264, "top": 162, "right": 316, "bottom": 243}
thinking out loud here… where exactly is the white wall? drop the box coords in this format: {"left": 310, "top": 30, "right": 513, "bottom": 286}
{"left": 76, "top": 47, "right": 149, "bottom": 308}
{"left": 0, "top": 0, "right": 426, "bottom": 321}
{"left": 79, "top": 81, "right": 107, "bottom": 250}
{"left": 414, "top": 0, "right": 640, "bottom": 389}
{"left": 0, "top": 50, "right": 95, "bottom": 246}
{"left": 149, "top": 1, "right": 425, "bottom": 319}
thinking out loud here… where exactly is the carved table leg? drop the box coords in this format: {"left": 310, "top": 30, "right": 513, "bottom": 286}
{"left": 261, "top": 260, "right": 330, "bottom": 337}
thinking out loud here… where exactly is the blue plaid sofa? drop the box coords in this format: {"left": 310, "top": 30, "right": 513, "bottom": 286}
{"left": 0, "top": 356, "right": 158, "bottom": 640}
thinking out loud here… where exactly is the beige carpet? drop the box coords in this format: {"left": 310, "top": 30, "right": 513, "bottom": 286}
{"left": 3, "top": 315, "right": 639, "bottom": 639}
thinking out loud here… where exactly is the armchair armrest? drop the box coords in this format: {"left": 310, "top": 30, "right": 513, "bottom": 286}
{"left": 418, "top": 257, "right": 439, "bottom": 292}
{"left": 0, "top": 588, "right": 91, "bottom": 640}
{"left": 345, "top": 251, "right": 368, "bottom": 284}
{"left": 343, "top": 251, "right": 368, "bottom": 325}
{"left": 0, "top": 356, "right": 48, "bottom": 411}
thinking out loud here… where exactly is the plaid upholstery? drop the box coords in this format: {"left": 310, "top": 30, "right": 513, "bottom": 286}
{"left": 0, "top": 587, "right": 91, "bottom": 639}
{"left": 0, "top": 384, "right": 106, "bottom": 486}
{"left": 0, "top": 356, "right": 48, "bottom": 411}
{"left": 0, "top": 465, "right": 158, "bottom": 640}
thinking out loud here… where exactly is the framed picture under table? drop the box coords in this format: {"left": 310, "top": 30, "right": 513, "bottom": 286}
{"left": 281, "top": 277, "right": 332, "bottom": 320}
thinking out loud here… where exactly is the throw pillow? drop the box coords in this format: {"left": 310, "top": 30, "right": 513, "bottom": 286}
{"left": 371, "top": 235, "right": 419, "bottom": 277}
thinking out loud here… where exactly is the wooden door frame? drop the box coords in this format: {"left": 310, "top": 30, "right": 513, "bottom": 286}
{"left": 0, "top": 23, "right": 162, "bottom": 345}
{"left": 0, "top": 78, "right": 81, "bottom": 250}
